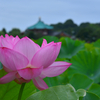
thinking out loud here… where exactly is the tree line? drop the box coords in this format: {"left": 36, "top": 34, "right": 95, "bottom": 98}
{"left": 0, "top": 19, "right": 100, "bottom": 42}
{"left": 51, "top": 19, "right": 100, "bottom": 42}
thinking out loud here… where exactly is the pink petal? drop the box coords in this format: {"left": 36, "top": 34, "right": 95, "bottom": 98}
{"left": 5, "top": 34, "right": 11, "bottom": 42}
{"left": 3, "top": 66, "right": 12, "bottom": 73}
{"left": 0, "top": 71, "right": 16, "bottom": 84}
{"left": 0, "top": 36, "right": 2, "bottom": 47}
{"left": 12, "top": 35, "right": 20, "bottom": 45}
{"left": 9, "top": 35, "right": 15, "bottom": 40}
{"left": 41, "top": 39, "right": 55, "bottom": 48}
{"left": 13, "top": 37, "right": 40, "bottom": 62}
{"left": 0, "top": 34, "right": 20, "bottom": 48}
{"left": 40, "top": 61, "right": 72, "bottom": 78}
{"left": 32, "top": 77, "right": 48, "bottom": 90}
{"left": 0, "top": 36, "right": 13, "bottom": 49}
{"left": 0, "top": 47, "right": 29, "bottom": 71}
{"left": 31, "top": 42, "right": 61, "bottom": 68}
{"left": 55, "top": 42, "right": 61, "bottom": 58}
{"left": 41, "top": 39, "right": 47, "bottom": 47}
{"left": 14, "top": 77, "right": 31, "bottom": 84}
{"left": 18, "top": 67, "right": 43, "bottom": 80}
{"left": 35, "top": 43, "right": 41, "bottom": 50}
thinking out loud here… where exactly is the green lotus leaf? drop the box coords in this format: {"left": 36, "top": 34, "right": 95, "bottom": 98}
{"left": 70, "top": 48, "right": 100, "bottom": 83}
{"left": 76, "top": 89, "right": 86, "bottom": 98}
{"left": 43, "top": 73, "right": 69, "bottom": 87}
{"left": 69, "top": 74, "right": 93, "bottom": 90}
{"left": 58, "top": 37, "right": 84, "bottom": 59}
{"left": 84, "top": 43, "right": 95, "bottom": 51}
{"left": 26, "top": 84, "right": 86, "bottom": 100}
{"left": 88, "top": 83, "right": 100, "bottom": 98}
{"left": 80, "top": 92, "right": 100, "bottom": 100}
{"left": 0, "top": 69, "right": 37, "bottom": 100}
{"left": 93, "top": 39, "right": 100, "bottom": 48}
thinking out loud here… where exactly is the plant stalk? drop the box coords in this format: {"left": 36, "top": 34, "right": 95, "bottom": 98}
{"left": 18, "top": 83, "right": 26, "bottom": 100}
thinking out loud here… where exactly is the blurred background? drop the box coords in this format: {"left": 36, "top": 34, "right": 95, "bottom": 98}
{"left": 1, "top": 1, "right": 100, "bottom": 99}
{"left": 1, "top": 0, "right": 100, "bottom": 42}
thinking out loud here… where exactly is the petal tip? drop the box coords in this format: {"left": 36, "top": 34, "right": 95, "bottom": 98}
{"left": 57, "top": 42, "right": 62, "bottom": 45}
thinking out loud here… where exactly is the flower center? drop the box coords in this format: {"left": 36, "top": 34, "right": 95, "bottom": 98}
{"left": 26, "top": 64, "right": 37, "bottom": 68}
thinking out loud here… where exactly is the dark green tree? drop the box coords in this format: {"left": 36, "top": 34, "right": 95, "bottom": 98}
{"left": 8, "top": 28, "right": 24, "bottom": 38}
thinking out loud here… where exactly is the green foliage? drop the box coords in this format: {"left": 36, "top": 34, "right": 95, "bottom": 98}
{"left": 1, "top": 35, "right": 100, "bottom": 99}
{"left": 76, "top": 23, "right": 100, "bottom": 42}
{"left": 44, "top": 77, "right": 58, "bottom": 87}
{"left": 0, "top": 28, "right": 7, "bottom": 36}
{"left": 76, "top": 27, "right": 93, "bottom": 41}
{"left": 81, "top": 92, "right": 100, "bottom": 100}
{"left": 26, "top": 31, "right": 36, "bottom": 39}
{"left": 26, "top": 84, "right": 86, "bottom": 100}
{"left": 0, "top": 69, "right": 37, "bottom": 100}
{"left": 51, "top": 19, "right": 78, "bottom": 35}
{"left": 0, "top": 31, "right": 5, "bottom": 37}
{"left": 93, "top": 39, "right": 100, "bottom": 48}
{"left": 84, "top": 43, "right": 95, "bottom": 51}
{"left": 2, "top": 28, "right": 7, "bottom": 34}
{"left": 58, "top": 37, "right": 84, "bottom": 59}
{"left": 64, "top": 19, "right": 78, "bottom": 28}
{"left": 79, "top": 22, "right": 90, "bottom": 28}
{"left": 69, "top": 74, "right": 93, "bottom": 90}
{"left": 51, "top": 20, "right": 100, "bottom": 42}
{"left": 8, "top": 28, "right": 24, "bottom": 38}
{"left": 88, "top": 83, "right": 100, "bottom": 98}
{"left": 26, "top": 30, "right": 44, "bottom": 40}
{"left": 1, "top": 18, "right": 100, "bottom": 41}
{"left": 70, "top": 48, "right": 100, "bottom": 83}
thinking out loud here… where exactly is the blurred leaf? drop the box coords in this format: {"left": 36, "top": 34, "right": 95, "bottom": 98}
{"left": 70, "top": 48, "right": 100, "bottom": 83}
{"left": 43, "top": 77, "right": 59, "bottom": 87}
{"left": 67, "top": 67, "right": 80, "bottom": 79}
{"left": 58, "top": 37, "right": 84, "bottom": 59}
{"left": 43, "top": 74, "right": 69, "bottom": 88}
{"left": 55, "top": 58, "right": 67, "bottom": 61}
{"left": 26, "top": 84, "right": 86, "bottom": 100}
{"left": 76, "top": 89, "right": 86, "bottom": 98}
{"left": 93, "top": 39, "right": 100, "bottom": 48}
{"left": 80, "top": 92, "right": 100, "bottom": 100}
{"left": 69, "top": 74, "right": 93, "bottom": 90}
{"left": 0, "top": 69, "right": 37, "bottom": 100}
{"left": 88, "top": 83, "right": 100, "bottom": 98}
{"left": 84, "top": 43, "right": 94, "bottom": 51}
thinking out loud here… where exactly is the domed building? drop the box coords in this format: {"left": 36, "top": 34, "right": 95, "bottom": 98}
{"left": 26, "top": 18, "right": 53, "bottom": 35}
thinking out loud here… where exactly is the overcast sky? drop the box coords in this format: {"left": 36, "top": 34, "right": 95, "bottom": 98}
{"left": 1, "top": 0, "right": 100, "bottom": 32}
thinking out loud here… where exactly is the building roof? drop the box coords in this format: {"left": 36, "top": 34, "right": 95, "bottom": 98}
{"left": 27, "top": 18, "right": 53, "bottom": 30}
{"left": 52, "top": 31, "right": 70, "bottom": 36}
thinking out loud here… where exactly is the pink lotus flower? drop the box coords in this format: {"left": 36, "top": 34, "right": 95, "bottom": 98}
{"left": 0, "top": 34, "right": 71, "bottom": 90}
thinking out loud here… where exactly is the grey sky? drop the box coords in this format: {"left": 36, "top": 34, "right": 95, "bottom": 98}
{"left": 0, "top": 0, "right": 100, "bottom": 32}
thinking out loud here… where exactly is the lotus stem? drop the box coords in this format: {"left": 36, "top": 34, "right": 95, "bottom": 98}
{"left": 18, "top": 83, "right": 26, "bottom": 100}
